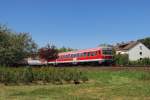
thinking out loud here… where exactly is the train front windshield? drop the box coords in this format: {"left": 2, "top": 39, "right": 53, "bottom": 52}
{"left": 102, "top": 49, "right": 113, "bottom": 55}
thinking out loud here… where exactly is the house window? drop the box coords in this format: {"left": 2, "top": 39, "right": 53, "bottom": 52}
{"left": 140, "top": 58, "right": 142, "bottom": 60}
{"left": 139, "top": 52, "right": 142, "bottom": 55}
{"left": 140, "top": 46, "right": 142, "bottom": 50}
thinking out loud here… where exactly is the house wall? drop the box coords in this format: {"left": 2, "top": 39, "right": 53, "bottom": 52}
{"left": 128, "top": 43, "right": 150, "bottom": 61}
{"left": 116, "top": 51, "right": 128, "bottom": 54}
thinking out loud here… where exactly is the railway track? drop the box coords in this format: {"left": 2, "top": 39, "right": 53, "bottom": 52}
{"left": 53, "top": 66, "right": 150, "bottom": 71}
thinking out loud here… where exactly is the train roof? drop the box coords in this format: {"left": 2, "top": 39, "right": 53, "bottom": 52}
{"left": 59, "top": 47, "right": 112, "bottom": 56}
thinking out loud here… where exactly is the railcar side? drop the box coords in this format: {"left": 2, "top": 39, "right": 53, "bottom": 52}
{"left": 48, "top": 47, "right": 113, "bottom": 65}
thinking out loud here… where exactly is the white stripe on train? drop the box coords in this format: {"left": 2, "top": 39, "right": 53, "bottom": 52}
{"left": 48, "top": 58, "right": 109, "bottom": 64}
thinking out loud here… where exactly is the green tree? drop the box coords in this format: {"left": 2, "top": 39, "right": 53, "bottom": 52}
{"left": 58, "top": 46, "right": 75, "bottom": 52}
{"left": 138, "top": 37, "right": 150, "bottom": 49}
{"left": 98, "top": 43, "right": 113, "bottom": 47}
{"left": 0, "top": 24, "right": 37, "bottom": 66}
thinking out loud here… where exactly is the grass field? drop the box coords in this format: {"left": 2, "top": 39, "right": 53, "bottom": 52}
{"left": 1, "top": 67, "right": 150, "bottom": 100}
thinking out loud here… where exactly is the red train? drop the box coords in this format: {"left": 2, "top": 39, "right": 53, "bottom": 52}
{"left": 48, "top": 47, "right": 113, "bottom": 65}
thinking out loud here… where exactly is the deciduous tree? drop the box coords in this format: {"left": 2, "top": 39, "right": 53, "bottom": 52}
{"left": 0, "top": 24, "right": 37, "bottom": 66}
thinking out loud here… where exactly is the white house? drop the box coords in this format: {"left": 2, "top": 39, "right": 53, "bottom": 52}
{"left": 115, "top": 41, "right": 150, "bottom": 61}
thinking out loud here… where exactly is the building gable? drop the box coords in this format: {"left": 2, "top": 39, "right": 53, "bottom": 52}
{"left": 128, "top": 43, "right": 150, "bottom": 61}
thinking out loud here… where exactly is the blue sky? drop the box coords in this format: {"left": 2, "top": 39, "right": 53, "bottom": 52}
{"left": 0, "top": 0, "right": 150, "bottom": 49}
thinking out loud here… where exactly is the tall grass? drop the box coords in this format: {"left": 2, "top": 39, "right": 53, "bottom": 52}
{"left": 0, "top": 67, "right": 88, "bottom": 85}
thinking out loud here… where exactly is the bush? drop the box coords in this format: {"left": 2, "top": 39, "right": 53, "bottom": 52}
{"left": 114, "top": 54, "right": 129, "bottom": 66}
{"left": 129, "top": 58, "right": 150, "bottom": 66}
{"left": 22, "top": 67, "right": 34, "bottom": 84}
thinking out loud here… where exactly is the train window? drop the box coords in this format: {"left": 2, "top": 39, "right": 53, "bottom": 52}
{"left": 75, "top": 54, "right": 77, "bottom": 57}
{"left": 82, "top": 53, "right": 84, "bottom": 57}
{"left": 88, "top": 52, "right": 90, "bottom": 56}
{"left": 76, "top": 53, "right": 79, "bottom": 57}
{"left": 76, "top": 54, "right": 78, "bottom": 57}
{"left": 71, "top": 54, "right": 73, "bottom": 58}
{"left": 68, "top": 55, "right": 70, "bottom": 57}
{"left": 81, "top": 53, "right": 84, "bottom": 57}
{"left": 79, "top": 53, "right": 81, "bottom": 57}
{"left": 75, "top": 54, "right": 78, "bottom": 57}
{"left": 79, "top": 53, "right": 82, "bottom": 57}
{"left": 73, "top": 54, "right": 75, "bottom": 57}
{"left": 73, "top": 54, "right": 76, "bottom": 57}
{"left": 68, "top": 54, "right": 70, "bottom": 58}
{"left": 84, "top": 52, "right": 87, "bottom": 57}
{"left": 93, "top": 51, "right": 97, "bottom": 56}
{"left": 91, "top": 52, "right": 95, "bottom": 56}
{"left": 91, "top": 52, "right": 93, "bottom": 56}
{"left": 66, "top": 55, "right": 68, "bottom": 58}
{"left": 72, "top": 54, "right": 74, "bottom": 58}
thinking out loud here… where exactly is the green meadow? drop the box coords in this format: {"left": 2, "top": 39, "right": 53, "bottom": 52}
{"left": 0, "top": 67, "right": 150, "bottom": 100}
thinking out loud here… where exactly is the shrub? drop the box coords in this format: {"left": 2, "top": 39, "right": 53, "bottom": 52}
{"left": 114, "top": 54, "right": 129, "bottom": 66}
{"left": 72, "top": 70, "right": 82, "bottom": 84}
{"left": 62, "top": 69, "right": 74, "bottom": 83}
{"left": 22, "top": 67, "right": 34, "bottom": 84}
{"left": 129, "top": 58, "right": 150, "bottom": 66}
